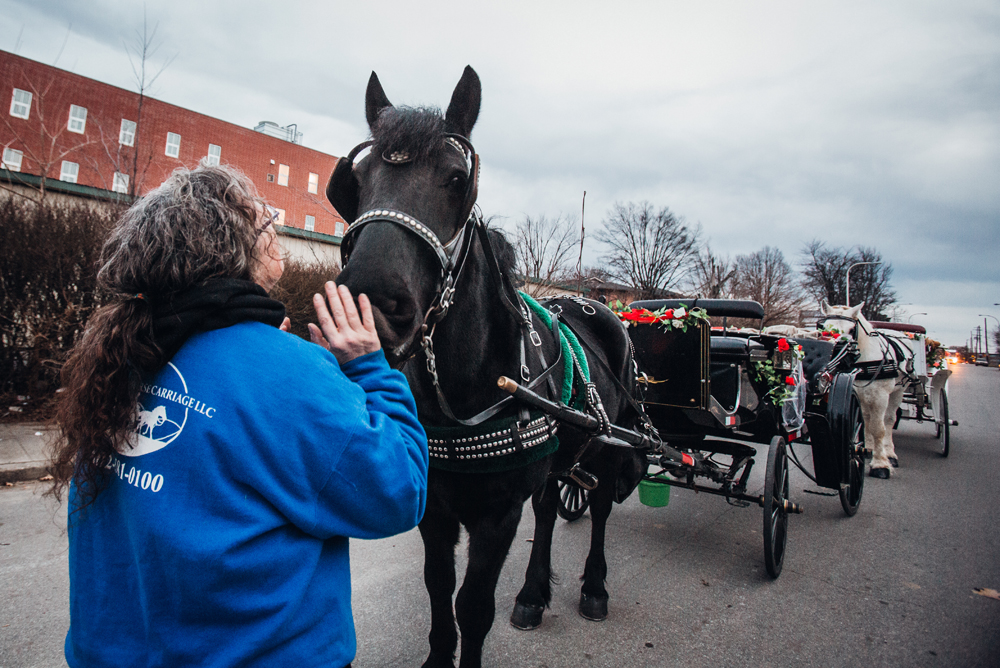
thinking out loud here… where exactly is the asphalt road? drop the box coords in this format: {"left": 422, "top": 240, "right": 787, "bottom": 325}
{"left": 1, "top": 364, "right": 997, "bottom": 667}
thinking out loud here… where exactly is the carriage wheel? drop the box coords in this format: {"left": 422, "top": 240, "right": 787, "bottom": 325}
{"left": 763, "top": 436, "right": 789, "bottom": 579}
{"left": 556, "top": 480, "right": 590, "bottom": 522}
{"left": 936, "top": 393, "right": 950, "bottom": 458}
{"left": 831, "top": 375, "right": 865, "bottom": 517}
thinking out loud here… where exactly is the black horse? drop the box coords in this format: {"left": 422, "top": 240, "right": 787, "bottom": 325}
{"left": 329, "top": 66, "right": 647, "bottom": 668}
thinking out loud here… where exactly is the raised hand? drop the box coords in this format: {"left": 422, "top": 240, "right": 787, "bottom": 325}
{"left": 308, "top": 282, "right": 381, "bottom": 364}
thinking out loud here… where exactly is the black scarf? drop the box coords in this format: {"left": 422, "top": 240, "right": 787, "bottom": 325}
{"left": 151, "top": 278, "right": 286, "bottom": 365}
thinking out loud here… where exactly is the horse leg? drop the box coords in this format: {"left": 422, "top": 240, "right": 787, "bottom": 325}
{"left": 885, "top": 386, "right": 905, "bottom": 467}
{"left": 455, "top": 506, "right": 523, "bottom": 668}
{"left": 860, "top": 384, "right": 892, "bottom": 478}
{"left": 511, "top": 477, "right": 559, "bottom": 630}
{"left": 579, "top": 476, "right": 614, "bottom": 621}
{"left": 418, "top": 508, "right": 461, "bottom": 668}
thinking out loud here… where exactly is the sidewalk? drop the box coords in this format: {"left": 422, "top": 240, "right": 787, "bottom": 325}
{"left": 0, "top": 422, "right": 54, "bottom": 484}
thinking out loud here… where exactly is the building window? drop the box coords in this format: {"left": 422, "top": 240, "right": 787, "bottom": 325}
{"left": 267, "top": 174, "right": 274, "bottom": 182}
{"left": 9, "top": 88, "right": 31, "bottom": 119}
{"left": 335, "top": 221, "right": 345, "bottom": 237}
{"left": 68, "top": 105, "right": 88, "bottom": 134}
{"left": 308, "top": 172, "right": 319, "bottom": 194}
{"left": 112, "top": 172, "right": 129, "bottom": 194}
{"left": 275, "top": 208, "right": 285, "bottom": 225}
{"left": 165, "top": 132, "right": 181, "bottom": 158}
{"left": 206, "top": 144, "right": 222, "bottom": 166}
{"left": 2, "top": 148, "right": 23, "bottom": 172}
{"left": 60, "top": 161, "right": 79, "bottom": 183}
{"left": 119, "top": 119, "right": 136, "bottom": 146}
{"left": 304, "top": 215, "right": 315, "bottom": 232}
{"left": 277, "top": 164, "right": 289, "bottom": 187}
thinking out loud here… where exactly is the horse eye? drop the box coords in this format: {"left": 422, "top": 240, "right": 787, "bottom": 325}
{"left": 448, "top": 174, "right": 466, "bottom": 190}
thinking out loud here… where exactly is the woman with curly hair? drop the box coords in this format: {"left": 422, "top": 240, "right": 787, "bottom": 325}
{"left": 51, "top": 163, "right": 427, "bottom": 668}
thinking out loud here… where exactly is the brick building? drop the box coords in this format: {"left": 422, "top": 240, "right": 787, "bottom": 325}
{"left": 0, "top": 49, "right": 346, "bottom": 263}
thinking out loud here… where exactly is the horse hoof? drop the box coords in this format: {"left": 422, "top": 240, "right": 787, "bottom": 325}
{"left": 889, "top": 457, "right": 899, "bottom": 468}
{"left": 869, "top": 467, "right": 890, "bottom": 479}
{"left": 510, "top": 602, "right": 545, "bottom": 630}
{"left": 579, "top": 593, "right": 608, "bottom": 622}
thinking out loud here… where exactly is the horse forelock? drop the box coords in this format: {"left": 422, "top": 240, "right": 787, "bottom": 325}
{"left": 371, "top": 106, "right": 449, "bottom": 162}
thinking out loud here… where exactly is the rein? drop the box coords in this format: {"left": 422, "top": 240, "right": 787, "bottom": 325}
{"left": 817, "top": 314, "right": 912, "bottom": 384}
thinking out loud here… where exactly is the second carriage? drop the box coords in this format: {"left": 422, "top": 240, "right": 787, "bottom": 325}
{"left": 554, "top": 298, "right": 869, "bottom": 578}
{"left": 869, "top": 321, "right": 956, "bottom": 456}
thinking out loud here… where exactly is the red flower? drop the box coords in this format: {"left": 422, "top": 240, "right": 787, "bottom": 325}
{"left": 785, "top": 375, "right": 797, "bottom": 386}
{"left": 619, "top": 309, "right": 656, "bottom": 324}
{"left": 662, "top": 309, "right": 674, "bottom": 320}
{"left": 777, "top": 338, "right": 790, "bottom": 352}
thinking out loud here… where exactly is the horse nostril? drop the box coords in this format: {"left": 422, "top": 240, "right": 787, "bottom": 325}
{"left": 369, "top": 293, "right": 416, "bottom": 325}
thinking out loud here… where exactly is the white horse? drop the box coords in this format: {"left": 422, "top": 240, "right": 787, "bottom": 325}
{"left": 818, "top": 302, "right": 914, "bottom": 478}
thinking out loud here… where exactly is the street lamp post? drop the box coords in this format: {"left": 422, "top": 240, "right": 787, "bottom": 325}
{"left": 908, "top": 312, "right": 927, "bottom": 323}
{"left": 846, "top": 261, "right": 881, "bottom": 307}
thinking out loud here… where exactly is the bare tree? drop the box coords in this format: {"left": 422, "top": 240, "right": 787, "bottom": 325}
{"left": 1, "top": 75, "right": 96, "bottom": 202}
{"left": 509, "top": 214, "right": 579, "bottom": 297}
{"left": 800, "top": 241, "right": 896, "bottom": 320}
{"left": 596, "top": 201, "right": 701, "bottom": 300}
{"left": 121, "top": 13, "right": 175, "bottom": 197}
{"left": 730, "top": 246, "right": 803, "bottom": 326}
{"left": 688, "top": 247, "right": 736, "bottom": 298}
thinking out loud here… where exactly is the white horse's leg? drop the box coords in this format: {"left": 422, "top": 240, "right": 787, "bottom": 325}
{"left": 884, "top": 386, "right": 905, "bottom": 467}
{"left": 857, "top": 381, "right": 892, "bottom": 477}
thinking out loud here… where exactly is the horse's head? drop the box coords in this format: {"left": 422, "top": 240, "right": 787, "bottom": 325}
{"left": 329, "top": 67, "right": 482, "bottom": 365}
{"left": 819, "top": 300, "right": 867, "bottom": 340}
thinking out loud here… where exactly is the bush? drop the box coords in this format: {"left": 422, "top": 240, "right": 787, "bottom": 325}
{"left": 0, "top": 195, "right": 341, "bottom": 420}
{"left": 0, "top": 197, "right": 121, "bottom": 418}
{"left": 270, "top": 256, "right": 341, "bottom": 341}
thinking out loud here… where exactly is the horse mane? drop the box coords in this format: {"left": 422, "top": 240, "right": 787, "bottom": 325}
{"left": 371, "top": 106, "right": 448, "bottom": 162}
{"left": 485, "top": 224, "right": 517, "bottom": 284}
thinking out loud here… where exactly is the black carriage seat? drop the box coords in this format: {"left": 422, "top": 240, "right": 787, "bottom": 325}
{"left": 710, "top": 335, "right": 764, "bottom": 362}
{"left": 794, "top": 338, "right": 835, "bottom": 382}
{"left": 630, "top": 298, "right": 765, "bottom": 321}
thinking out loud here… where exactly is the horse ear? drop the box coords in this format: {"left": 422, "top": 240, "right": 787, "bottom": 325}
{"left": 445, "top": 65, "right": 481, "bottom": 137}
{"left": 365, "top": 71, "right": 393, "bottom": 130}
{"left": 327, "top": 156, "right": 360, "bottom": 224}
{"left": 820, "top": 299, "right": 831, "bottom": 314}
{"left": 851, "top": 302, "right": 865, "bottom": 318}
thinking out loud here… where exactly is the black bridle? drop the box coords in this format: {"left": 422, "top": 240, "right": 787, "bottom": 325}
{"left": 339, "top": 133, "right": 481, "bottom": 330}
{"left": 337, "top": 134, "right": 562, "bottom": 426}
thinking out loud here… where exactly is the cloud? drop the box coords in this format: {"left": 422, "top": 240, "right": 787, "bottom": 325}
{"left": 3, "top": 0, "right": 998, "bottom": 345}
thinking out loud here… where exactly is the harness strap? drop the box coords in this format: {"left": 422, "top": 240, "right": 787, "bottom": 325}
{"left": 422, "top": 298, "right": 565, "bottom": 426}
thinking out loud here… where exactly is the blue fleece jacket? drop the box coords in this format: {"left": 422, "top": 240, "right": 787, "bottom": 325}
{"left": 65, "top": 322, "right": 427, "bottom": 668}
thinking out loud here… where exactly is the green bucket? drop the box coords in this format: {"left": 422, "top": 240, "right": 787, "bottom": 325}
{"left": 638, "top": 476, "right": 671, "bottom": 508}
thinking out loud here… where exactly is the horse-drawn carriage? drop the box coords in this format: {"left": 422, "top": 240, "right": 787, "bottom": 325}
{"left": 869, "top": 321, "right": 955, "bottom": 456}
{"left": 548, "top": 298, "right": 868, "bottom": 578}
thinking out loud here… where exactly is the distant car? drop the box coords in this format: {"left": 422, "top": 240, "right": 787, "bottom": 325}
{"left": 975, "top": 358, "right": 989, "bottom": 366}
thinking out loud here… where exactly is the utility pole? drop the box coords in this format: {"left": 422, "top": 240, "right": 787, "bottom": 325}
{"left": 575, "top": 191, "right": 586, "bottom": 296}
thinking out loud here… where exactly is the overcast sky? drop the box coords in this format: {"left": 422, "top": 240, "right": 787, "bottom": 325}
{"left": 4, "top": 0, "right": 998, "bottom": 346}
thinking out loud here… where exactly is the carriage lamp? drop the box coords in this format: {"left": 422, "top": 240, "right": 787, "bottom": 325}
{"left": 815, "top": 371, "right": 833, "bottom": 397}
{"left": 773, "top": 348, "right": 796, "bottom": 371}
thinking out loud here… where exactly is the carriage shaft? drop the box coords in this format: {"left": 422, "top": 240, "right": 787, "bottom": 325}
{"left": 496, "top": 376, "right": 689, "bottom": 464}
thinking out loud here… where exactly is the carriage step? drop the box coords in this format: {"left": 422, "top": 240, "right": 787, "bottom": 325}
{"left": 566, "top": 466, "right": 598, "bottom": 491}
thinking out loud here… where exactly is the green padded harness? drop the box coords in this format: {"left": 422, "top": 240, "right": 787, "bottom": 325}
{"left": 424, "top": 292, "right": 591, "bottom": 473}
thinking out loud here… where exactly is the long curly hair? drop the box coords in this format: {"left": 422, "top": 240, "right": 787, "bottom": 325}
{"left": 50, "top": 163, "right": 272, "bottom": 507}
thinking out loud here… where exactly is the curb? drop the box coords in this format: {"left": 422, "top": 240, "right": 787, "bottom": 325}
{"left": 0, "top": 465, "right": 51, "bottom": 485}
